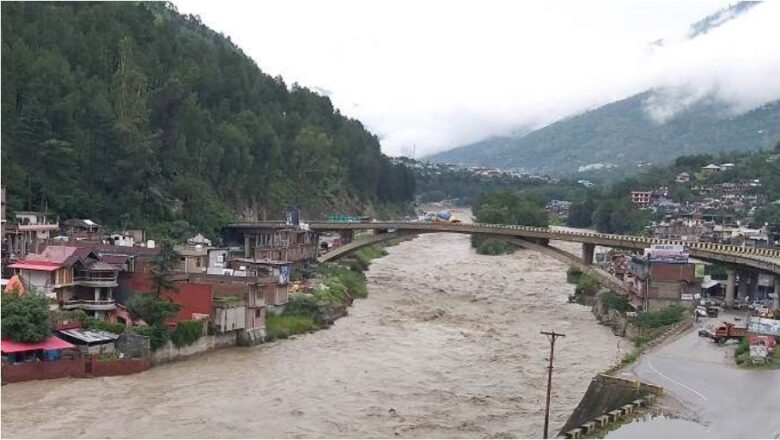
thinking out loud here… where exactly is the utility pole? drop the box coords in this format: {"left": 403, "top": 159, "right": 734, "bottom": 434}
{"left": 541, "top": 330, "right": 566, "bottom": 439}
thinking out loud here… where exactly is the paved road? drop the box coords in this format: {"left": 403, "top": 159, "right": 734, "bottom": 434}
{"left": 627, "top": 314, "right": 780, "bottom": 438}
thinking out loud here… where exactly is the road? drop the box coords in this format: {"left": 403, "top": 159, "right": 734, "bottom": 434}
{"left": 625, "top": 313, "right": 780, "bottom": 438}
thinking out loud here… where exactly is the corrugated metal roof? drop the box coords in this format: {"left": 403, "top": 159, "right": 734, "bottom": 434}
{"left": 57, "top": 328, "right": 119, "bottom": 344}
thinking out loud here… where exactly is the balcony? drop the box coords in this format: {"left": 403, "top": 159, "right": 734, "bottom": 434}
{"left": 74, "top": 272, "right": 118, "bottom": 288}
{"left": 61, "top": 299, "right": 117, "bottom": 311}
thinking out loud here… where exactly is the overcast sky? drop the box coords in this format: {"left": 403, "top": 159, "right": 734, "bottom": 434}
{"left": 174, "top": 0, "right": 780, "bottom": 157}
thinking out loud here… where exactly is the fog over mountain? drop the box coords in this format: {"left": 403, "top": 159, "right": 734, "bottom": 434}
{"left": 176, "top": 0, "right": 780, "bottom": 157}
{"left": 426, "top": 2, "right": 780, "bottom": 173}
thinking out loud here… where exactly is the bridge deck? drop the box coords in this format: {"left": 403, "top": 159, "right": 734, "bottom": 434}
{"left": 227, "top": 221, "right": 780, "bottom": 275}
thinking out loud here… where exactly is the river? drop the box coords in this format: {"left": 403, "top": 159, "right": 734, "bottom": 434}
{"left": 1, "top": 231, "right": 625, "bottom": 438}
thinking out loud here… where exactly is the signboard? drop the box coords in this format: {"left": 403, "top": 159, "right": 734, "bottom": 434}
{"left": 278, "top": 264, "right": 290, "bottom": 285}
{"left": 694, "top": 263, "right": 706, "bottom": 278}
{"left": 750, "top": 345, "right": 769, "bottom": 364}
{"left": 644, "top": 244, "right": 689, "bottom": 263}
{"left": 285, "top": 208, "right": 300, "bottom": 227}
{"left": 681, "top": 293, "right": 694, "bottom": 301}
{"left": 747, "top": 317, "right": 780, "bottom": 337}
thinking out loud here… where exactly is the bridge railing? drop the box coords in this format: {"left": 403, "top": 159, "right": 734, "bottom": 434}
{"left": 227, "top": 220, "right": 780, "bottom": 262}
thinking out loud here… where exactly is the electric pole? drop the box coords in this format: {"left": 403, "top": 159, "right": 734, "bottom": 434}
{"left": 541, "top": 330, "right": 565, "bottom": 439}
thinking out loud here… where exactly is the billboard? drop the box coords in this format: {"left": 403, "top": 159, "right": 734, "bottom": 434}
{"left": 644, "top": 244, "right": 689, "bottom": 263}
{"left": 694, "top": 263, "right": 706, "bottom": 278}
{"left": 747, "top": 317, "right": 780, "bottom": 337}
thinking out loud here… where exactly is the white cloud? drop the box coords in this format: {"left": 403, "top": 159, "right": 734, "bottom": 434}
{"left": 174, "top": 0, "right": 779, "bottom": 156}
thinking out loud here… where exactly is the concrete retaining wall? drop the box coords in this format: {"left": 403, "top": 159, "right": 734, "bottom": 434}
{"left": 558, "top": 374, "right": 663, "bottom": 436}
{"left": 151, "top": 332, "right": 237, "bottom": 365}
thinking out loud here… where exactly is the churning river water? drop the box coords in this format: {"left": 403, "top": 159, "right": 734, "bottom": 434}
{"left": 1, "top": 231, "right": 625, "bottom": 438}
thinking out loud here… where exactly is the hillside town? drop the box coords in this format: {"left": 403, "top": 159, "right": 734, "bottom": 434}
{"left": 1, "top": 183, "right": 363, "bottom": 382}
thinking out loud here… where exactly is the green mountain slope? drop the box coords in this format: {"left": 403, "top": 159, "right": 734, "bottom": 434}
{"left": 1, "top": 2, "right": 414, "bottom": 238}
{"left": 428, "top": 92, "right": 780, "bottom": 175}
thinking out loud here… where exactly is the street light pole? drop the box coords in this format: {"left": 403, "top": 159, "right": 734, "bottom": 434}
{"left": 541, "top": 330, "right": 566, "bottom": 439}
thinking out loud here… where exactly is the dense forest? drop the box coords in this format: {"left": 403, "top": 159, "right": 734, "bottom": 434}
{"left": 1, "top": 2, "right": 414, "bottom": 239}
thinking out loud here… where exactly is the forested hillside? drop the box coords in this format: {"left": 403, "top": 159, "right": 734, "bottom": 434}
{"left": 428, "top": 92, "right": 780, "bottom": 174}
{"left": 1, "top": 2, "right": 414, "bottom": 238}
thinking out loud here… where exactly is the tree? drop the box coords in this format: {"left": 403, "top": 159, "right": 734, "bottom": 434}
{"left": 1, "top": 291, "right": 51, "bottom": 342}
{"left": 1, "top": 2, "right": 416, "bottom": 242}
{"left": 126, "top": 292, "right": 181, "bottom": 325}
{"left": 148, "top": 240, "right": 180, "bottom": 297}
{"left": 567, "top": 198, "right": 595, "bottom": 228}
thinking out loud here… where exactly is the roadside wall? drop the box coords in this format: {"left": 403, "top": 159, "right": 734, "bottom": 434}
{"left": 151, "top": 332, "right": 237, "bottom": 365}
{"left": 559, "top": 374, "right": 663, "bottom": 435}
{"left": 92, "top": 357, "right": 151, "bottom": 377}
{"left": 2, "top": 355, "right": 152, "bottom": 384}
{"left": 2, "top": 358, "right": 84, "bottom": 384}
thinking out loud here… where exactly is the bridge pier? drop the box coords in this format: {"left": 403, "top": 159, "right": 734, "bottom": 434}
{"left": 582, "top": 243, "right": 595, "bottom": 266}
{"left": 340, "top": 230, "right": 354, "bottom": 245}
{"left": 775, "top": 277, "right": 780, "bottom": 309}
{"left": 725, "top": 269, "right": 736, "bottom": 307}
{"left": 737, "top": 272, "right": 750, "bottom": 302}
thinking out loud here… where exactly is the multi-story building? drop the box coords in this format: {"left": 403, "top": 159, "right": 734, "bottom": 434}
{"left": 625, "top": 246, "right": 700, "bottom": 311}
{"left": 225, "top": 225, "right": 319, "bottom": 264}
{"left": 62, "top": 219, "right": 103, "bottom": 241}
{"left": 630, "top": 191, "right": 652, "bottom": 206}
{"left": 9, "top": 246, "right": 119, "bottom": 319}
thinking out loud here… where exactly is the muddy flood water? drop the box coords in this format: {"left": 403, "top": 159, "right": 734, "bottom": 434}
{"left": 1, "top": 232, "right": 625, "bottom": 438}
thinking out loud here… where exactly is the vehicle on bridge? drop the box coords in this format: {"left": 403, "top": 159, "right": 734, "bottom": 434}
{"left": 327, "top": 214, "right": 372, "bottom": 223}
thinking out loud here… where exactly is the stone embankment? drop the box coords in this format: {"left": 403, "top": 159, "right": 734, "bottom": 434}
{"left": 558, "top": 374, "right": 663, "bottom": 438}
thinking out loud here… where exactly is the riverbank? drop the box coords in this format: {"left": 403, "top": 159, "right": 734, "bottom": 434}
{"left": 2, "top": 231, "right": 625, "bottom": 438}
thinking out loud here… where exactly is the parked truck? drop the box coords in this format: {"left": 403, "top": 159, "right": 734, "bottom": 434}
{"left": 710, "top": 322, "right": 748, "bottom": 343}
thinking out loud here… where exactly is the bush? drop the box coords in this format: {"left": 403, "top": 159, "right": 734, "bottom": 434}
{"left": 126, "top": 292, "right": 181, "bottom": 325}
{"left": 170, "top": 320, "right": 203, "bottom": 347}
{"left": 566, "top": 267, "right": 583, "bottom": 284}
{"left": 2, "top": 291, "right": 52, "bottom": 342}
{"left": 285, "top": 294, "right": 320, "bottom": 316}
{"left": 127, "top": 324, "right": 170, "bottom": 351}
{"left": 575, "top": 275, "right": 600, "bottom": 297}
{"left": 83, "top": 317, "right": 126, "bottom": 335}
{"left": 317, "top": 264, "right": 368, "bottom": 298}
{"left": 313, "top": 279, "right": 349, "bottom": 305}
{"left": 637, "top": 304, "right": 686, "bottom": 329}
{"left": 265, "top": 313, "right": 318, "bottom": 341}
{"left": 473, "top": 237, "right": 517, "bottom": 255}
{"left": 735, "top": 336, "right": 749, "bottom": 358}
{"left": 621, "top": 351, "right": 638, "bottom": 365}
{"left": 601, "top": 291, "right": 633, "bottom": 313}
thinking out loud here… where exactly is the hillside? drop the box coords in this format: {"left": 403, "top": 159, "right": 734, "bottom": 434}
{"left": 428, "top": 1, "right": 779, "bottom": 175}
{"left": 0, "top": 2, "right": 414, "bottom": 239}
{"left": 428, "top": 93, "right": 780, "bottom": 174}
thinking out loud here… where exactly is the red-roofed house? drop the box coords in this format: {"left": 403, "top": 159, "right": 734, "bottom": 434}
{"left": 9, "top": 245, "right": 120, "bottom": 320}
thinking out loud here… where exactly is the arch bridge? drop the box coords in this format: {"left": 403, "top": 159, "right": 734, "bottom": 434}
{"left": 226, "top": 221, "right": 780, "bottom": 305}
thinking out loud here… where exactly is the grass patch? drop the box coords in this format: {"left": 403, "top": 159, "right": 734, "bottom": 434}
{"left": 265, "top": 313, "right": 319, "bottom": 340}
{"left": 637, "top": 304, "right": 685, "bottom": 330}
{"left": 317, "top": 264, "right": 368, "bottom": 298}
